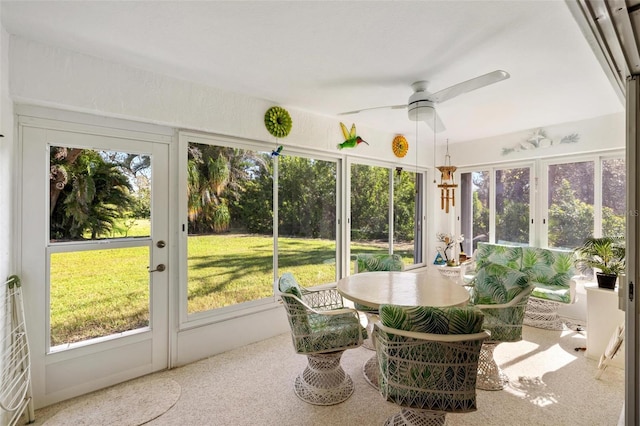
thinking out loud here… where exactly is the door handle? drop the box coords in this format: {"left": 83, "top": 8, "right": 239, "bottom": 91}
{"left": 148, "top": 264, "right": 166, "bottom": 273}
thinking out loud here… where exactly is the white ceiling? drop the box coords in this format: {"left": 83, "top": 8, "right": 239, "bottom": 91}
{"left": 0, "top": 0, "right": 625, "bottom": 143}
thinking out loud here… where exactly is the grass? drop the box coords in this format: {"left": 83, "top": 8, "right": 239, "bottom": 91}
{"left": 50, "top": 222, "right": 414, "bottom": 345}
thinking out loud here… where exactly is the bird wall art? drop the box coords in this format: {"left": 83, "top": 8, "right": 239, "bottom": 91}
{"left": 337, "top": 122, "right": 368, "bottom": 149}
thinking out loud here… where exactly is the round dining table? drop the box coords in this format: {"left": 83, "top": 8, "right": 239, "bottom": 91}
{"left": 336, "top": 268, "right": 471, "bottom": 389}
{"left": 336, "top": 269, "right": 470, "bottom": 309}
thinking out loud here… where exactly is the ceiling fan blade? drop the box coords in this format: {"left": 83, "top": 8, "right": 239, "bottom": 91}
{"left": 430, "top": 70, "right": 510, "bottom": 104}
{"left": 414, "top": 105, "right": 446, "bottom": 133}
{"left": 425, "top": 110, "right": 446, "bottom": 133}
{"left": 338, "top": 104, "right": 407, "bottom": 115}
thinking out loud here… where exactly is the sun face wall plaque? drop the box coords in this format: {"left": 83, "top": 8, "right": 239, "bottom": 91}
{"left": 392, "top": 135, "right": 408, "bottom": 158}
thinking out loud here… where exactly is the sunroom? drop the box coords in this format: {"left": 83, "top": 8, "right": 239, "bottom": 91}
{"left": 0, "top": 1, "right": 637, "bottom": 425}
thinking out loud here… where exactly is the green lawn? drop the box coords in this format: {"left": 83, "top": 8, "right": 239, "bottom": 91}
{"left": 50, "top": 227, "right": 413, "bottom": 345}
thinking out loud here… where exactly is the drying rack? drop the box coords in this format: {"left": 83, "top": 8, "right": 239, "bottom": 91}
{"left": 0, "top": 275, "right": 35, "bottom": 425}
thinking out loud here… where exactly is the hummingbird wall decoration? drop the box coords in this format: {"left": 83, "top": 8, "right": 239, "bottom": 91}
{"left": 337, "top": 122, "right": 368, "bottom": 149}
{"left": 271, "top": 145, "right": 283, "bottom": 158}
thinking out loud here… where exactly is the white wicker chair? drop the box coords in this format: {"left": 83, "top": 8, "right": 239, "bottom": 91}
{"left": 521, "top": 247, "right": 579, "bottom": 330}
{"left": 353, "top": 253, "right": 405, "bottom": 350}
{"left": 524, "top": 289, "right": 575, "bottom": 330}
{"left": 374, "top": 305, "right": 488, "bottom": 426}
{"left": 278, "top": 273, "right": 366, "bottom": 405}
{"left": 470, "top": 263, "right": 535, "bottom": 391}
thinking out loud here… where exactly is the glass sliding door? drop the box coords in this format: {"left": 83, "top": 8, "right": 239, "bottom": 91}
{"left": 393, "top": 168, "right": 422, "bottom": 265}
{"left": 349, "top": 162, "right": 424, "bottom": 272}
{"left": 547, "top": 161, "right": 594, "bottom": 249}
{"left": 460, "top": 170, "right": 490, "bottom": 254}
{"left": 602, "top": 157, "right": 626, "bottom": 239}
{"left": 277, "top": 155, "right": 338, "bottom": 287}
{"left": 350, "top": 163, "right": 391, "bottom": 271}
{"left": 495, "top": 167, "right": 530, "bottom": 245}
{"left": 185, "top": 142, "right": 274, "bottom": 314}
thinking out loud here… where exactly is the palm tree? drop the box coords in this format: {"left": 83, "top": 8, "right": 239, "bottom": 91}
{"left": 50, "top": 148, "right": 134, "bottom": 240}
{"left": 187, "top": 143, "right": 266, "bottom": 234}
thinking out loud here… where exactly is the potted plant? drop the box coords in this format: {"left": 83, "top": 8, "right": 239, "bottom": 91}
{"left": 574, "top": 237, "right": 625, "bottom": 289}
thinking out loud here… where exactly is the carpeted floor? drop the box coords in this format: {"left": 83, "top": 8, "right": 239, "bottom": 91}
{"left": 28, "top": 325, "right": 624, "bottom": 425}
{"left": 41, "top": 378, "right": 181, "bottom": 426}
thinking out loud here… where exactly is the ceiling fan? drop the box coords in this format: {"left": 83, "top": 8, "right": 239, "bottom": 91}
{"left": 339, "top": 70, "right": 510, "bottom": 132}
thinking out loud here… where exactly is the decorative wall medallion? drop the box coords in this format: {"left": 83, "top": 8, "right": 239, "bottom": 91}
{"left": 392, "top": 135, "right": 409, "bottom": 158}
{"left": 264, "top": 106, "right": 292, "bottom": 138}
{"left": 502, "top": 128, "right": 579, "bottom": 155}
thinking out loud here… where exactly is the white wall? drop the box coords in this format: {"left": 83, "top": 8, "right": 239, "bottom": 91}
{"left": 450, "top": 112, "right": 624, "bottom": 167}
{"left": 8, "top": 36, "right": 430, "bottom": 169}
{"left": 0, "top": 24, "right": 15, "bottom": 425}
{"left": 0, "top": 26, "right": 14, "bottom": 280}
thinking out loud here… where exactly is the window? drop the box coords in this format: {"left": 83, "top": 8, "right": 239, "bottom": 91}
{"left": 460, "top": 165, "right": 532, "bottom": 253}
{"left": 48, "top": 146, "right": 153, "bottom": 348}
{"left": 183, "top": 138, "right": 340, "bottom": 316}
{"left": 350, "top": 163, "right": 390, "bottom": 263}
{"left": 186, "top": 142, "right": 274, "bottom": 314}
{"left": 460, "top": 170, "right": 490, "bottom": 254}
{"left": 277, "top": 154, "right": 338, "bottom": 287}
{"left": 181, "top": 135, "right": 425, "bottom": 319}
{"left": 547, "top": 161, "right": 594, "bottom": 249}
{"left": 545, "top": 156, "right": 625, "bottom": 249}
{"left": 495, "top": 167, "right": 530, "bottom": 245}
{"left": 349, "top": 162, "right": 423, "bottom": 271}
{"left": 460, "top": 154, "right": 625, "bottom": 254}
{"left": 394, "top": 168, "right": 423, "bottom": 265}
{"left": 602, "top": 158, "right": 626, "bottom": 239}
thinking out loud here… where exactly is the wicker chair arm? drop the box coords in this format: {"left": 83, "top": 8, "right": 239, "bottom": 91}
{"left": 299, "top": 285, "right": 345, "bottom": 310}
{"left": 279, "top": 291, "right": 357, "bottom": 316}
{"left": 374, "top": 321, "right": 489, "bottom": 342}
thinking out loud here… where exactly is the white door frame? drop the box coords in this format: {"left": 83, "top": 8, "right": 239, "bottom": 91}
{"left": 17, "top": 110, "right": 173, "bottom": 407}
{"left": 625, "top": 76, "right": 639, "bottom": 425}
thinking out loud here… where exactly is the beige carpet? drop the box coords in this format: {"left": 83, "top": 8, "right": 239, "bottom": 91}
{"left": 30, "top": 325, "right": 624, "bottom": 425}
{"left": 41, "top": 378, "right": 181, "bottom": 426}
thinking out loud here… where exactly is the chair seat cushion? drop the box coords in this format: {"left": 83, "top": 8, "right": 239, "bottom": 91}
{"left": 296, "top": 313, "right": 365, "bottom": 353}
{"left": 530, "top": 282, "right": 571, "bottom": 303}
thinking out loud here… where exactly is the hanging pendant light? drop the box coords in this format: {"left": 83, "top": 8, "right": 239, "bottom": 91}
{"left": 437, "top": 139, "right": 457, "bottom": 213}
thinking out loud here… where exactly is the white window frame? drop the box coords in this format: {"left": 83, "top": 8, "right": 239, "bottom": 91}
{"left": 456, "top": 161, "right": 535, "bottom": 248}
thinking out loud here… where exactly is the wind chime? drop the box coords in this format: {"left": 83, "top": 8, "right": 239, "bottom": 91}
{"left": 436, "top": 139, "right": 457, "bottom": 213}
